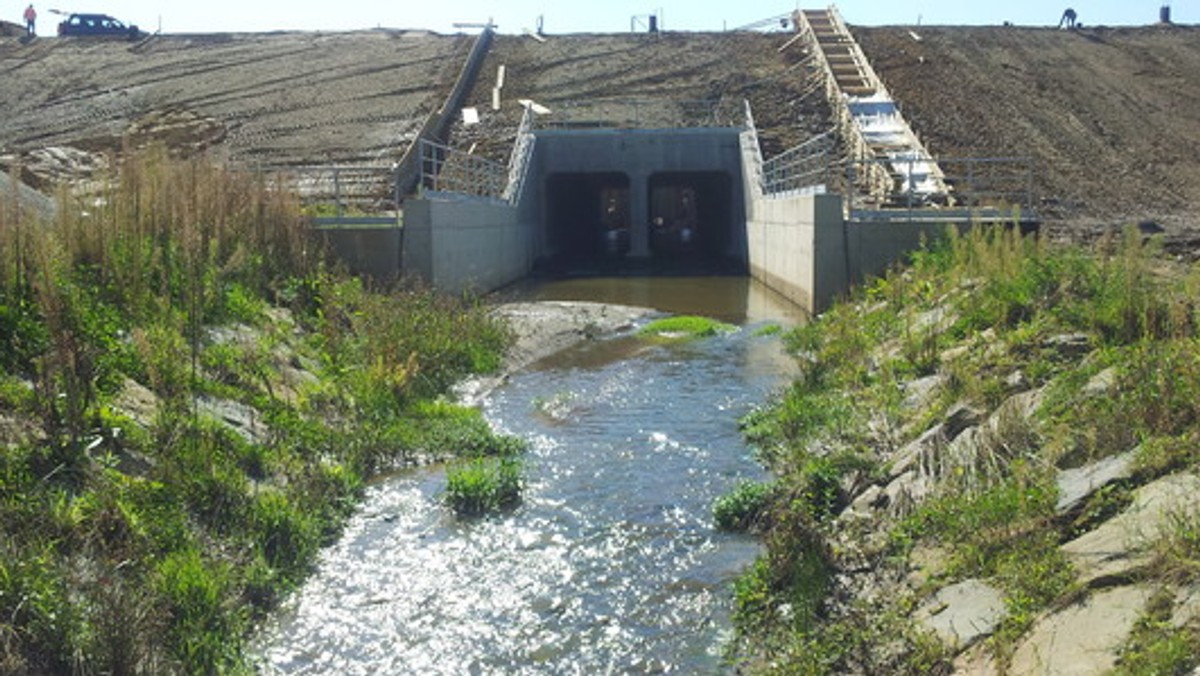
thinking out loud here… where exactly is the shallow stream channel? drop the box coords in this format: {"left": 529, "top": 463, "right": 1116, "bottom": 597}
{"left": 253, "top": 277, "right": 805, "bottom": 673}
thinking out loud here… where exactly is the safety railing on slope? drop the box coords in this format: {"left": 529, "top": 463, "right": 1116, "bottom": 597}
{"left": 744, "top": 98, "right": 836, "bottom": 197}
{"left": 394, "top": 27, "right": 496, "bottom": 201}
{"left": 762, "top": 131, "right": 835, "bottom": 195}
{"left": 418, "top": 139, "right": 507, "bottom": 200}
{"left": 266, "top": 164, "right": 403, "bottom": 227}
{"left": 842, "top": 155, "right": 1036, "bottom": 220}
{"left": 502, "top": 104, "right": 537, "bottom": 204}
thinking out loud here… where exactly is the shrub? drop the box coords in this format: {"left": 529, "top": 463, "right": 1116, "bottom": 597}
{"left": 444, "top": 456, "right": 523, "bottom": 517}
{"left": 714, "top": 480, "right": 773, "bottom": 531}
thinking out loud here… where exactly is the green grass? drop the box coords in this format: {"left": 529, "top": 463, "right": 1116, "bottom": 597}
{"left": 445, "top": 456, "right": 524, "bottom": 517}
{"left": 0, "top": 149, "right": 515, "bottom": 672}
{"left": 713, "top": 480, "right": 773, "bottom": 532}
{"left": 730, "top": 223, "right": 1200, "bottom": 671}
{"left": 638, "top": 315, "right": 736, "bottom": 340}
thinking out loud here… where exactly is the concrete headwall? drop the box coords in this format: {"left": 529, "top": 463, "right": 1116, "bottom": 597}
{"left": 530, "top": 128, "right": 747, "bottom": 260}
{"left": 401, "top": 196, "right": 532, "bottom": 294}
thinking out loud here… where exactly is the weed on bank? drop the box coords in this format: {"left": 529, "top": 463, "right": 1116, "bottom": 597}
{"left": 0, "top": 150, "right": 514, "bottom": 673}
{"left": 727, "top": 225, "right": 1200, "bottom": 672}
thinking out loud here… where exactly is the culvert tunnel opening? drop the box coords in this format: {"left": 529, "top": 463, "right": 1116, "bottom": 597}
{"left": 541, "top": 170, "right": 744, "bottom": 276}
{"left": 545, "top": 172, "right": 631, "bottom": 264}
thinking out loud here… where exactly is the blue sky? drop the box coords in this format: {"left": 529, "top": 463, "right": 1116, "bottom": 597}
{"left": 25, "top": 1, "right": 1191, "bottom": 35}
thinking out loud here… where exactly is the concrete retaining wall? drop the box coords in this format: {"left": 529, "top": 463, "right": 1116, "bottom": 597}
{"left": 401, "top": 196, "right": 532, "bottom": 294}
{"left": 844, "top": 220, "right": 963, "bottom": 287}
{"left": 745, "top": 192, "right": 847, "bottom": 313}
{"left": 319, "top": 227, "right": 403, "bottom": 281}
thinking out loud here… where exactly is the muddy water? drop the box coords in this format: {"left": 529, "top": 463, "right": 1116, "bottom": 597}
{"left": 253, "top": 277, "right": 804, "bottom": 674}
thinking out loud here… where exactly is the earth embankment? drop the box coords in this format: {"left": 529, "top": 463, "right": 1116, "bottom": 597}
{"left": 855, "top": 24, "right": 1200, "bottom": 248}
{"left": 446, "top": 31, "right": 830, "bottom": 160}
{"left": 5, "top": 24, "right": 1200, "bottom": 254}
{"left": 0, "top": 30, "right": 468, "bottom": 184}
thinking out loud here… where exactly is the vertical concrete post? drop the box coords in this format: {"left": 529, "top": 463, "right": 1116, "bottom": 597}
{"left": 811, "top": 193, "right": 849, "bottom": 313}
{"left": 628, "top": 170, "right": 651, "bottom": 257}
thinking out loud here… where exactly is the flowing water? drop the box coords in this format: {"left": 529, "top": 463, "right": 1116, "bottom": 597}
{"left": 253, "top": 277, "right": 805, "bottom": 674}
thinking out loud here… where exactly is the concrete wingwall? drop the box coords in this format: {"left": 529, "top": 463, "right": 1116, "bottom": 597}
{"left": 401, "top": 196, "right": 533, "bottom": 294}
{"left": 741, "top": 134, "right": 968, "bottom": 314}
{"left": 744, "top": 193, "right": 970, "bottom": 314}
{"left": 745, "top": 191, "right": 848, "bottom": 314}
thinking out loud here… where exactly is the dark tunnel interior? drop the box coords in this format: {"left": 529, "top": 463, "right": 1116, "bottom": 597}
{"left": 542, "top": 170, "right": 742, "bottom": 275}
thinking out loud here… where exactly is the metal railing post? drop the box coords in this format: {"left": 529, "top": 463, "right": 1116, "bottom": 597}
{"left": 333, "top": 167, "right": 342, "bottom": 221}
{"left": 906, "top": 154, "right": 914, "bottom": 211}
{"left": 1026, "top": 158, "right": 1034, "bottom": 212}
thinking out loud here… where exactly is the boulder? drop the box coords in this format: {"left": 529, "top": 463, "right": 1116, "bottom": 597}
{"left": 1172, "top": 585, "right": 1200, "bottom": 629}
{"left": 197, "top": 396, "right": 267, "bottom": 444}
{"left": 1080, "top": 366, "right": 1118, "bottom": 398}
{"left": 843, "top": 483, "right": 885, "bottom": 519}
{"left": 901, "top": 373, "right": 945, "bottom": 411}
{"left": 113, "top": 377, "right": 160, "bottom": 428}
{"left": 1054, "top": 450, "right": 1136, "bottom": 515}
{"left": 914, "top": 578, "right": 1006, "bottom": 649}
{"left": 952, "top": 641, "right": 1000, "bottom": 675}
{"left": 1010, "top": 585, "right": 1152, "bottom": 675}
{"left": 1042, "top": 333, "right": 1093, "bottom": 361}
{"left": 1062, "top": 474, "right": 1200, "bottom": 586}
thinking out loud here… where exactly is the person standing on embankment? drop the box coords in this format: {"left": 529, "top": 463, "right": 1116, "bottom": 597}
{"left": 23, "top": 4, "right": 36, "bottom": 36}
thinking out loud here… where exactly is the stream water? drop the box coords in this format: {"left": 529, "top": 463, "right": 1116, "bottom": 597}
{"left": 252, "top": 277, "right": 805, "bottom": 674}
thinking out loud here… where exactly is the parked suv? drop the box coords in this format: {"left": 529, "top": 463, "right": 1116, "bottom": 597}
{"left": 57, "top": 13, "right": 141, "bottom": 40}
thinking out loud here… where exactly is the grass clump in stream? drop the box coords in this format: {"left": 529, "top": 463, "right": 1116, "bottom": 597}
{"left": 713, "top": 480, "right": 773, "bottom": 532}
{"left": 445, "top": 456, "right": 524, "bottom": 517}
{"left": 639, "top": 315, "right": 735, "bottom": 340}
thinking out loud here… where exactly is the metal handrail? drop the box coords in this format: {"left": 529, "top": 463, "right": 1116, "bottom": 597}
{"left": 419, "top": 139, "right": 507, "bottom": 200}
{"left": 761, "top": 131, "right": 835, "bottom": 195}
{"left": 840, "top": 155, "right": 1036, "bottom": 214}
{"left": 502, "top": 104, "right": 537, "bottom": 204}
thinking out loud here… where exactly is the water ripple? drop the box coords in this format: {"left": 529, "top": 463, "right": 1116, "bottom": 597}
{"left": 254, "top": 306, "right": 796, "bottom": 674}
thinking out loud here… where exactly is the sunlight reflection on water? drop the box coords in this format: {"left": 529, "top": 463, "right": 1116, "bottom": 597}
{"left": 253, "top": 278, "right": 802, "bottom": 674}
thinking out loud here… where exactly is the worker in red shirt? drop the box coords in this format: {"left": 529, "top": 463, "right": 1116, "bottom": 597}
{"left": 23, "top": 4, "right": 36, "bottom": 36}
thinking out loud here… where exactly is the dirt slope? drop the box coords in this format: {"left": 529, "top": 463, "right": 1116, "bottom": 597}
{"left": 4, "top": 25, "right": 1200, "bottom": 252}
{"left": 0, "top": 30, "right": 468, "bottom": 184}
{"left": 446, "top": 31, "right": 830, "bottom": 161}
{"left": 855, "top": 24, "right": 1200, "bottom": 246}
